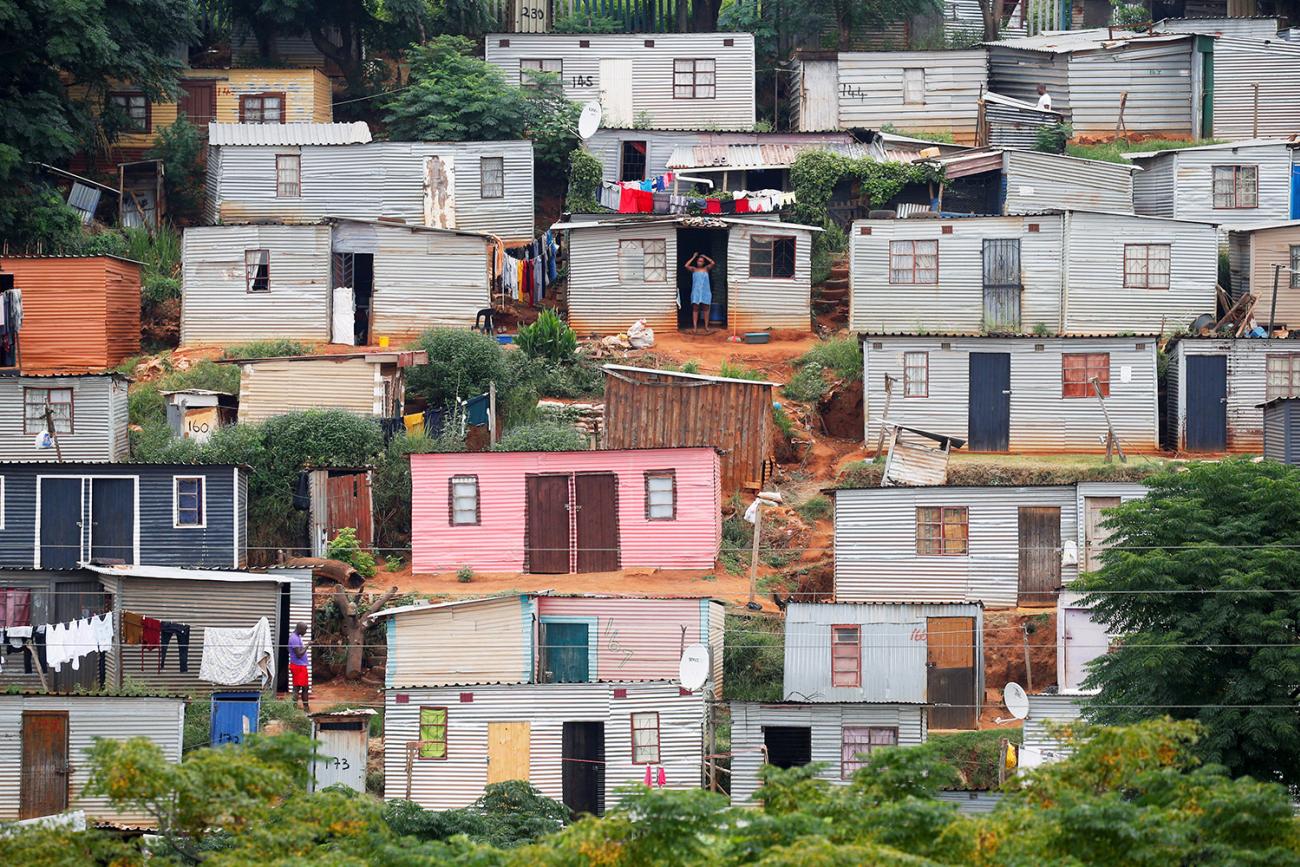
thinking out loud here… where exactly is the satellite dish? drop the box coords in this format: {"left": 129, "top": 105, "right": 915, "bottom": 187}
{"left": 1003, "top": 682, "right": 1030, "bottom": 720}
{"left": 678, "top": 643, "right": 710, "bottom": 691}
{"left": 577, "top": 100, "right": 603, "bottom": 140}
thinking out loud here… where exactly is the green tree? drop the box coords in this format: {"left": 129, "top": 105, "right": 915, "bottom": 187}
{"left": 407, "top": 327, "right": 508, "bottom": 409}
{"left": 1075, "top": 459, "right": 1300, "bottom": 785}
{"left": 145, "top": 117, "right": 206, "bottom": 223}
{"left": 492, "top": 420, "right": 586, "bottom": 453}
{"left": 0, "top": 0, "right": 196, "bottom": 247}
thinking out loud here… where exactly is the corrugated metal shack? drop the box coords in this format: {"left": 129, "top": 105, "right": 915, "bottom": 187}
{"left": 1261, "top": 397, "right": 1300, "bottom": 464}
{"left": 1128, "top": 139, "right": 1299, "bottom": 228}
{"left": 483, "top": 33, "right": 756, "bottom": 130}
{"left": 862, "top": 335, "right": 1160, "bottom": 453}
{"left": 0, "top": 256, "right": 141, "bottom": 372}
{"left": 937, "top": 150, "right": 1137, "bottom": 215}
{"left": 1208, "top": 37, "right": 1300, "bottom": 139}
{"left": 986, "top": 30, "right": 1198, "bottom": 137}
{"left": 556, "top": 215, "right": 817, "bottom": 335}
{"left": 1166, "top": 337, "right": 1300, "bottom": 452}
{"left": 204, "top": 125, "right": 535, "bottom": 241}
{"left": 728, "top": 702, "right": 928, "bottom": 805}
{"left": 0, "top": 694, "right": 184, "bottom": 822}
{"left": 790, "top": 50, "right": 988, "bottom": 144}
{"left": 1156, "top": 16, "right": 1282, "bottom": 39}
{"left": 0, "top": 373, "right": 129, "bottom": 462}
{"left": 181, "top": 220, "right": 493, "bottom": 346}
{"left": 229, "top": 350, "right": 424, "bottom": 424}
{"left": 0, "top": 462, "right": 247, "bottom": 570}
{"left": 850, "top": 212, "right": 1216, "bottom": 336}
{"left": 602, "top": 364, "right": 775, "bottom": 494}
{"left": 1057, "top": 591, "right": 1115, "bottom": 692}
{"left": 1022, "top": 693, "right": 1085, "bottom": 765}
{"left": 979, "top": 91, "right": 1063, "bottom": 149}
{"left": 409, "top": 448, "right": 722, "bottom": 574}
{"left": 1227, "top": 222, "right": 1300, "bottom": 324}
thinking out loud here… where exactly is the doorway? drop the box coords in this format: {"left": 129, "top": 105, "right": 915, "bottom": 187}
{"left": 40, "top": 478, "right": 82, "bottom": 569}
{"left": 332, "top": 252, "right": 374, "bottom": 346}
{"left": 562, "top": 721, "right": 605, "bottom": 817}
{"left": 543, "top": 621, "right": 591, "bottom": 682}
{"left": 179, "top": 79, "right": 216, "bottom": 127}
{"left": 525, "top": 473, "right": 622, "bottom": 574}
{"left": 53, "top": 581, "right": 109, "bottom": 692}
{"left": 90, "top": 478, "right": 134, "bottom": 563}
{"left": 487, "top": 721, "right": 531, "bottom": 784}
{"left": 1185, "top": 354, "right": 1227, "bottom": 451}
{"left": 1083, "top": 496, "right": 1121, "bottom": 572}
{"left": 926, "top": 616, "right": 976, "bottom": 730}
{"left": 676, "top": 227, "right": 728, "bottom": 330}
{"left": 20, "top": 710, "right": 68, "bottom": 818}
{"left": 763, "top": 726, "right": 812, "bottom": 768}
{"left": 982, "top": 239, "right": 1021, "bottom": 332}
{"left": 1018, "top": 506, "right": 1062, "bottom": 606}
{"left": 968, "top": 353, "right": 1011, "bottom": 451}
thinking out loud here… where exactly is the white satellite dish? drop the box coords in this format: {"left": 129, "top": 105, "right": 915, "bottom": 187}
{"left": 678, "top": 643, "right": 710, "bottom": 691}
{"left": 577, "top": 100, "right": 603, "bottom": 140}
{"left": 1002, "top": 682, "right": 1030, "bottom": 720}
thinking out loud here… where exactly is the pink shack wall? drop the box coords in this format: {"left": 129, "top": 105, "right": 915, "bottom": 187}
{"left": 411, "top": 448, "right": 722, "bottom": 573}
{"left": 537, "top": 597, "right": 716, "bottom": 683}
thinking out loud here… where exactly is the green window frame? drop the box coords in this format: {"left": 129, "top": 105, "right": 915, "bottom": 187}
{"left": 418, "top": 706, "right": 447, "bottom": 759}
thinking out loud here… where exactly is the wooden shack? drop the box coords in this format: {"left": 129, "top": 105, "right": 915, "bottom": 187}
{"left": 602, "top": 364, "right": 774, "bottom": 493}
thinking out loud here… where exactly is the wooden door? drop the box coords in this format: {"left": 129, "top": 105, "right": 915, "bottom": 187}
{"left": 1185, "top": 354, "right": 1227, "bottom": 451}
{"left": 90, "top": 478, "right": 135, "bottom": 564}
{"left": 326, "top": 471, "right": 373, "bottom": 549}
{"left": 526, "top": 475, "right": 571, "bottom": 573}
{"left": 982, "top": 239, "right": 1021, "bottom": 331}
{"left": 562, "top": 721, "right": 605, "bottom": 817}
{"left": 40, "top": 478, "right": 83, "bottom": 569}
{"left": 968, "top": 353, "right": 1011, "bottom": 452}
{"left": 926, "top": 616, "right": 976, "bottom": 730}
{"left": 574, "top": 473, "right": 619, "bottom": 573}
{"left": 1063, "top": 606, "right": 1110, "bottom": 692}
{"left": 598, "top": 58, "right": 634, "bottom": 127}
{"left": 487, "top": 721, "right": 531, "bottom": 784}
{"left": 20, "top": 711, "right": 69, "bottom": 818}
{"left": 179, "top": 79, "right": 216, "bottom": 126}
{"left": 1018, "top": 506, "right": 1062, "bottom": 606}
{"left": 1083, "top": 496, "right": 1121, "bottom": 572}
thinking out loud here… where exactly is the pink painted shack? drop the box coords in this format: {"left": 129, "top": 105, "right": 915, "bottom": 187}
{"left": 411, "top": 448, "right": 721, "bottom": 574}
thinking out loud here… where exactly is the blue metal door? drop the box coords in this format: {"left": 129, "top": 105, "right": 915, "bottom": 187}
{"left": 1185, "top": 355, "right": 1227, "bottom": 451}
{"left": 40, "top": 478, "right": 82, "bottom": 569}
{"left": 211, "top": 692, "right": 261, "bottom": 746}
{"left": 90, "top": 478, "right": 134, "bottom": 563}
{"left": 545, "top": 623, "right": 590, "bottom": 682}
{"left": 968, "top": 353, "right": 1011, "bottom": 452}
{"left": 1291, "top": 163, "right": 1299, "bottom": 220}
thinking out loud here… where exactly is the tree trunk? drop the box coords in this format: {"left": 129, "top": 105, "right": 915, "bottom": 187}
{"left": 333, "top": 585, "right": 399, "bottom": 680}
{"left": 676, "top": 0, "right": 689, "bottom": 33}
{"left": 979, "top": 0, "right": 1002, "bottom": 41}
{"left": 690, "top": 0, "right": 723, "bottom": 31}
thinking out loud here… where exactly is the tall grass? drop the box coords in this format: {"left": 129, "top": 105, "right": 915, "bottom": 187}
{"left": 221, "top": 340, "right": 311, "bottom": 360}
{"left": 794, "top": 336, "right": 862, "bottom": 382}
{"left": 1066, "top": 138, "right": 1222, "bottom": 165}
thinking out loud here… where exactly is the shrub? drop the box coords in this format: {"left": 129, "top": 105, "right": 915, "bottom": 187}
{"left": 145, "top": 117, "right": 205, "bottom": 222}
{"left": 783, "top": 363, "right": 828, "bottom": 404}
{"left": 795, "top": 337, "right": 862, "bottom": 382}
{"left": 503, "top": 350, "right": 603, "bottom": 400}
{"left": 407, "top": 328, "right": 507, "bottom": 409}
{"left": 326, "top": 528, "right": 377, "bottom": 579}
{"left": 492, "top": 421, "right": 585, "bottom": 452}
{"left": 221, "top": 340, "right": 309, "bottom": 360}
{"left": 142, "top": 274, "right": 180, "bottom": 303}
{"left": 515, "top": 309, "right": 578, "bottom": 362}
{"left": 724, "top": 614, "right": 783, "bottom": 701}
{"left": 1033, "top": 122, "right": 1073, "bottom": 154}
{"left": 457, "top": 565, "right": 473, "bottom": 583}
{"left": 772, "top": 405, "right": 796, "bottom": 440}
{"left": 566, "top": 148, "right": 604, "bottom": 213}
{"left": 552, "top": 11, "right": 621, "bottom": 32}
{"left": 719, "top": 361, "right": 766, "bottom": 381}
{"left": 795, "top": 495, "right": 831, "bottom": 523}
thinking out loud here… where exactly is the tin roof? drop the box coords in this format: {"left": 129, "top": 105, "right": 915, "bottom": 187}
{"left": 219, "top": 349, "right": 429, "bottom": 365}
{"left": 82, "top": 563, "right": 296, "bottom": 584}
{"left": 208, "top": 121, "right": 372, "bottom": 146}
{"left": 981, "top": 91, "right": 1064, "bottom": 116}
{"left": 986, "top": 28, "right": 1191, "bottom": 54}
{"left": 1124, "top": 136, "right": 1300, "bottom": 158}
{"left": 322, "top": 215, "right": 494, "bottom": 240}
{"left": 603, "top": 362, "right": 780, "bottom": 388}
{"left": 666, "top": 141, "right": 877, "bottom": 171}
{"left": 1224, "top": 220, "right": 1300, "bottom": 233}
{"left": 858, "top": 331, "right": 1161, "bottom": 339}
{"left": 553, "top": 216, "right": 821, "bottom": 233}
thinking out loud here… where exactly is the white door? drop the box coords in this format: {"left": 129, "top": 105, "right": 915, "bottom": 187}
{"left": 599, "top": 58, "right": 634, "bottom": 128}
{"left": 423, "top": 155, "right": 457, "bottom": 229}
{"left": 1062, "top": 606, "right": 1110, "bottom": 691}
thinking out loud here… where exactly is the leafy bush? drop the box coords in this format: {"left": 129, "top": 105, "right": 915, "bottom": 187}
{"left": 1033, "top": 122, "right": 1073, "bottom": 154}
{"left": 878, "top": 124, "right": 955, "bottom": 144}
{"left": 407, "top": 328, "right": 506, "bottom": 409}
{"left": 326, "top": 527, "right": 377, "bottom": 579}
{"left": 719, "top": 361, "right": 766, "bottom": 381}
{"left": 221, "top": 340, "right": 309, "bottom": 360}
{"left": 145, "top": 117, "right": 205, "bottom": 222}
{"left": 457, "top": 565, "right": 473, "bottom": 583}
{"left": 384, "top": 37, "right": 527, "bottom": 141}
{"left": 771, "top": 405, "right": 795, "bottom": 440}
{"left": 516, "top": 309, "right": 578, "bottom": 362}
{"left": 372, "top": 432, "right": 459, "bottom": 551}
{"left": 142, "top": 274, "right": 180, "bottom": 303}
{"left": 783, "top": 363, "right": 828, "bottom": 404}
{"left": 724, "top": 614, "right": 784, "bottom": 701}
{"left": 795, "top": 337, "right": 862, "bottom": 382}
{"left": 566, "top": 148, "right": 604, "bottom": 213}
{"left": 1111, "top": 0, "right": 1149, "bottom": 27}
{"left": 504, "top": 350, "right": 604, "bottom": 400}
{"left": 492, "top": 421, "right": 586, "bottom": 452}
{"left": 127, "top": 359, "right": 240, "bottom": 429}
{"left": 795, "top": 495, "right": 831, "bottom": 523}
{"left": 790, "top": 151, "right": 942, "bottom": 233}
{"left": 384, "top": 781, "right": 567, "bottom": 848}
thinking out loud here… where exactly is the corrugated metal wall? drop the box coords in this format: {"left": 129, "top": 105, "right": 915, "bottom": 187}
{"left": 483, "top": 33, "right": 756, "bottom": 131}
{"left": 383, "top": 681, "right": 704, "bottom": 810}
{"left": 181, "top": 224, "right": 332, "bottom": 346}
{"left": 1262, "top": 400, "right": 1300, "bottom": 463}
{"left": 835, "top": 51, "right": 987, "bottom": 144}
{"left": 1066, "top": 41, "right": 1195, "bottom": 136}
{"left": 833, "top": 486, "right": 1077, "bottom": 607}
{"left": 409, "top": 449, "right": 722, "bottom": 572}
{"left": 1130, "top": 152, "right": 1177, "bottom": 217}
{"left": 728, "top": 701, "right": 926, "bottom": 805}
{"left": 566, "top": 223, "right": 679, "bottom": 334}
{"left": 603, "top": 368, "right": 772, "bottom": 493}
{"left": 987, "top": 47, "right": 1071, "bottom": 115}
{"left": 584, "top": 129, "right": 702, "bottom": 183}
{"left": 0, "top": 695, "right": 184, "bottom": 822}
{"left": 1173, "top": 337, "right": 1293, "bottom": 452}
{"left": 389, "top": 597, "right": 530, "bottom": 688}
{"left": 0, "top": 376, "right": 128, "bottom": 462}
{"left": 725, "top": 223, "right": 813, "bottom": 331}
{"left": 791, "top": 59, "right": 839, "bottom": 132}
{"left": 986, "top": 102, "right": 1059, "bottom": 150}
{"left": 1163, "top": 144, "right": 1294, "bottom": 228}
{"left": 1228, "top": 225, "right": 1300, "bottom": 323}
{"left": 863, "top": 336, "right": 1160, "bottom": 452}
{"left": 1002, "top": 152, "right": 1135, "bottom": 214}
{"left": 1212, "top": 38, "right": 1300, "bottom": 138}
{"left": 1023, "top": 692, "right": 1083, "bottom": 755}
{"left": 1158, "top": 18, "right": 1281, "bottom": 38}
{"left": 237, "top": 357, "right": 382, "bottom": 424}
{"left": 783, "top": 601, "right": 984, "bottom": 702}
{"left": 210, "top": 141, "right": 535, "bottom": 241}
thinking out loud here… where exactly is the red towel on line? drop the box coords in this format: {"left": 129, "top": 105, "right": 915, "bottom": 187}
{"left": 704, "top": 199, "right": 721, "bottom": 215}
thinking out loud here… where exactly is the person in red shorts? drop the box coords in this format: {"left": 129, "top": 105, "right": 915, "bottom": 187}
{"left": 288, "top": 622, "right": 310, "bottom": 713}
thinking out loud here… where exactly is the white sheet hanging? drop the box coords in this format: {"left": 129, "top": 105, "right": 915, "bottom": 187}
{"left": 200, "top": 616, "right": 275, "bottom": 688}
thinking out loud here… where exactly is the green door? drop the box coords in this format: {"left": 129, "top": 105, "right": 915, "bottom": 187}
{"left": 546, "top": 623, "right": 590, "bottom": 682}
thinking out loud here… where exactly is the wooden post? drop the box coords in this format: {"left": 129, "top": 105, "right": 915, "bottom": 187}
{"left": 874, "top": 374, "right": 896, "bottom": 455}
{"left": 1022, "top": 623, "right": 1033, "bottom": 694}
{"left": 488, "top": 381, "right": 498, "bottom": 444}
{"left": 747, "top": 500, "right": 763, "bottom": 610}
{"left": 1115, "top": 92, "right": 1129, "bottom": 139}
{"left": 1091, "top": 376, "right": 1126, "bottom": 464}
{"left": 1268, "top": 263, "right": 1281, "bottom": 336}
{"left": 44, "top": 405, "right": 63, "bottom": 463}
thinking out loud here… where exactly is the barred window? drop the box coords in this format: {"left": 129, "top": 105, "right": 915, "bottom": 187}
{"left": 418, "top": 707, "right": 447, "bottom": 760}
{"left": 239, "top": 93, "right": 283, "bottom": 123}
{"left": 916, "top": 506, "right": 968, "bottom": 556}
{"left": 631, "top": 712, "right": 660, "bottom": 764}
{"left": 841, "top": 726, "right": 898, "bottom": 778}
{"left": 245, "top": 249, "right": 270, "bottom": 292}
{"left": 520, "top": 58, "right": 562, "bottom": 87}
{"left": 1213, "top": 165, "right": 1258, "bottom": 209}
{"left": 24, "top": 388, "right": 72, "bottom": 435}
{"left": 645, "top": 471, "right": 675, "bottom": 520}
{"left": 889, "top": 240, "right": 938, "bottom": 284}
{"left": 749, "top": 236, "right": 796, "bottom": 279}
{"left": 673, "top": 58, "right": 716, "bottom": 99}
{"left": 480, "top": 156, "right": 505, "bottom": 199}
{"left": 618, "top": 239, "right": 667, "bottom": 283}
{"left": 109, "top": 93, "right": 149, "bottom": 132}
{"left": 1062, "top": 353, "right": 1110, "bottom": 398}
{"left": 450, "top": 475, "right": 479, "bottom": 525}
{"left": 174, "top": 476, "right": 205, "bottom": 527}
{"left": 1123, "top": 244, "right": 1170, "bottom": 289}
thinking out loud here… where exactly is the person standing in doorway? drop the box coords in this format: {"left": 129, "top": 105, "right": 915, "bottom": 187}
{"left": 685, "top": 252, "right": 716, "bottom": 334}
{"left": 1036, "top": 83, "right": 1053, "bottom": 112}
{"left": 289, "top": 622, "right": 310, "bottom": 713}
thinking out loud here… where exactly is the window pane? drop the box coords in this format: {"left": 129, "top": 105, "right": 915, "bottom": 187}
{"left": 451, "top": 476, "right": 477, "bottom": 524}
{"left": 419, "top": 707, "right": 447, "bottom": 759}
{"left": 632, "top": 712, "right": 660, "bottom": 762}
{"left": 480, "top": 157, "right": 504, "bottom": 199}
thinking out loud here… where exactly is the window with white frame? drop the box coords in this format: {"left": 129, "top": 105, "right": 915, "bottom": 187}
{"left": 1212, "top": 165, "right": 1258, "bottom": 209}
{"left": 1123, "top": 244, "right": 1170, "bottom": 289}
{"left": 1266, "top": 354, "right": 1300, "bottom": 400}
{"left": 889, "top": 240, "right": 938, "bottom": 284}
{"left": 245, "top": 249, "right": 270, "bottom": 292}
{"left": 520, "top": 58, "right": 562, "bottom": 87}
{"left": 902, "top": 68, "right": 926, "bottom": 105}
{"left": 480, "top": 156, "right": 505, "bottom": 199}
{"left": 631, "top": 712, "right": 661, "bottom": 763}
{"left": 841, "top": 726, "right": 898, "bottom": 778}
{"left": 275, "top": 154, "right": 300, "bottom": 197}
{"left": 239, "top": 92, "right": 283, "bottom": 123}
{"left": 174, "top": 476, "right": 205, "bottom": 527}
{"left": 903, "top": 351, "right": 928, "bottom": 397}
{"left": 673, "top": 58, "right": 715, "bottom": 99}
{"left": 618, "top": 239, "right": 667, "bottom": 283}
{"left": 450, "top": 475, "right": 479, "bottom": 525}
{"left": 24, "top": 388, "right": 73, "bottom": 435}
{"left": 645, "top": 471, "right": 675, "bottom": 520}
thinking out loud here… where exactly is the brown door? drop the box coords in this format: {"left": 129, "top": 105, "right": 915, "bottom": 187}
{"left": 326, "top": 471, "right": 374, "bottom": 549}
{"left": 179, "top": 79, "right": 216, "bottom": 127}
{"left": 1083, "top": 496, "right": 1121, "bottom": 572}
{"left": 926, "top": 617, "right": 976, "bottom": 730}
{"left": 526, "top": 475, "right": 571, "bottom": 573}
{"left": 20, "top": 711, "right": 69, "bottom": 819}
{"left": 574, "top": 473, "right": 619, "bottom": 573}
{"left": 1018, "top": 506, "right": 1062, "bottom": 607}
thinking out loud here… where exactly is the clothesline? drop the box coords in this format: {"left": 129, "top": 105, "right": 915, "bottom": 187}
{"left": 493, "top": 230, "right": 561, "bottom": 306}
{"left": 600, "top": 175, "right": 796, "bottom": 216}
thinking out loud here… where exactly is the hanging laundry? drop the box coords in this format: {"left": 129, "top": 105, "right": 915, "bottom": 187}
{"left": 734, "top": 198, "right": 751, "bottom": 214}
{"left": 142, "top": 616, "right": 162, "bottom": 667}
{"left": 705, "top": 199, "right": 722, "bottom": 215}
{"left": 200, "top": 616, "right": 275, "bottom": 687}
{"left": 159, "top": 622, "right": 191, "bottom": 673}
{"left": 122, "top": 610, "right": 144, "bottom": 645}
{"left": 92, "top": 612, "right": 114, "bottom": 654}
